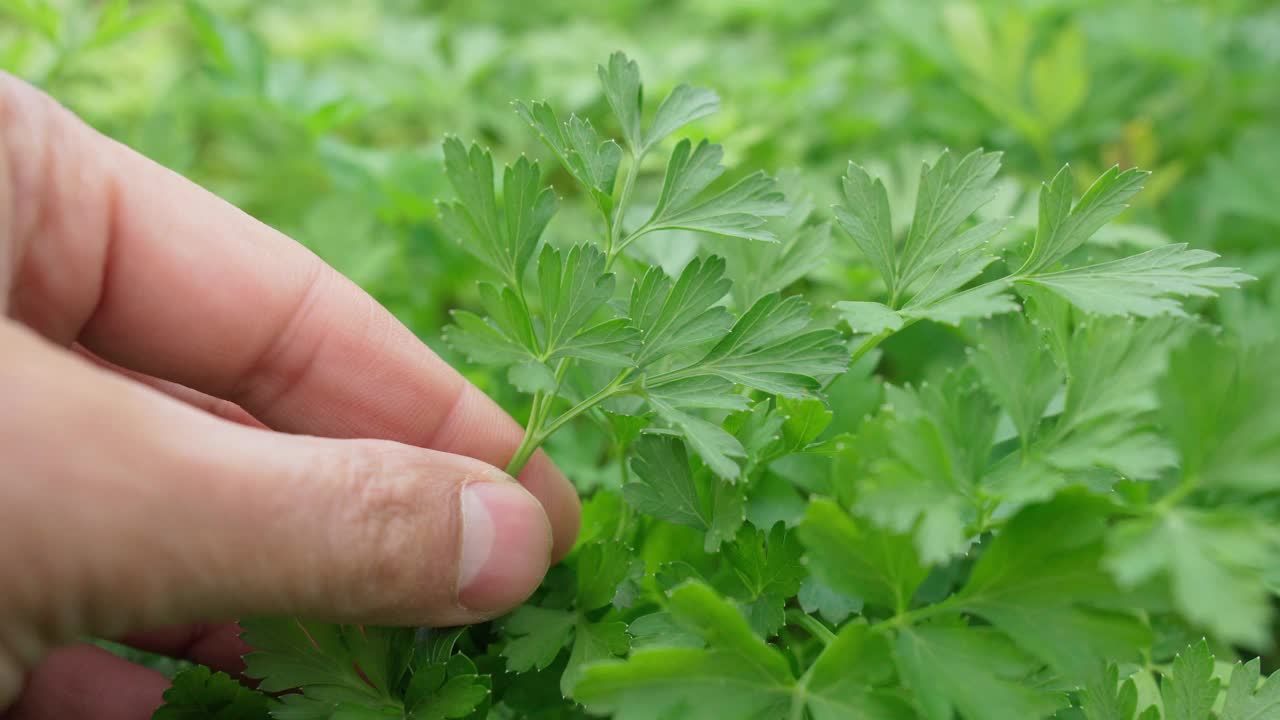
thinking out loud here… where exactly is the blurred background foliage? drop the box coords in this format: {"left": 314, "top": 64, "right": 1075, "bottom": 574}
{"left": 3, "top": 0, "right": 1278, "bottom": 471}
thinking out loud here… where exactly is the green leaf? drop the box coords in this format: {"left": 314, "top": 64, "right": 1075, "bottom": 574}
{"left": 629, "top": 256, "right": 733, "bottom": 366}
{"left": 1159, "top": 332, "right": 1280, "bottom": 493}
{"left": 515, "top": 101, "right": 621, "bottom": 213}
{"left": 1221, "top": 658, "right": 1280, "bottom": 720}
{"left": 571, "top": 582, "right": 794, "bottom": 720}
{"left": 625, "top": 435, "right": 711, "bottom": 530}
{"left": 561, "top": 318, "right": 643, "bottom": 366}
{"left": 646, "top": 375, "right": 748, "bottom": 412}
{"left": 562, "top": 619, "right": 630, "bottom": 698}
{"left": 501, "top": 606, "right": 576, "bottom": 673}
{"left": 537, "top": 244, "right": 635, "bottom": 360}
{"left": 778, "top": 396, "right": 833, "bottom": 450}
{"left": 1160, "top": 640, "right": 1219, "bottom": 720}
{"left": 652, "top": 293, "right": 848, "bottom": 398}
{"left": 725, "top": 523, "right": 805, "bottom": 635}
{"left": 956, "top": 494, "right": 1149, "bottom": 683}
{"left": 798, "top": 575, "right": 863, "bottom": 624}
{"left": 1018, "top": 244, "right": 1252, "bottom": 317}
{"left": 718, "top": 197, "right": 833, "bottom": 307}
{"left": 185, "top": 0, "right": 264, "bottom": 85}
{"left": 799, "top": 498, "right": 926, "bottom": 613}
{"left": 405, "top": 655, "right": 489, "bottom": 720}
{"left": 241, "top": 620, "right": 410, "bottom": 714}
{"left": 836, "top": 300, "right": 904, "bottom": 335}
{"left": 443, "top": 281, "right": 541, "bottom": 367}
{"left": 87, "top": 0, "right": 164, "bottom": 51}
{"left": 1030, "top": 25, "right": 1087, "bottom": 128}
{"left": 835, "top": 162, "right": 897, "bottom": 293}
{"left": 645, "top": 397, "right": 745, "bottom": 480}
{"left": 636, "top": 139, "right": 787, "bottom": 243}
{"left": 1056, "top": 316, "right": 1178, "bottom": 433}
{"left": 855, "top": 375, "right": 998, "bottom": 563}
{"left": 408, "top": 675, "right": 488, "bottom": 720}
{"left": 1079, "top": 664, "right": 1141, "bottom": 720}
{"left": 2, "top": 0, "right": 63, "bottom": 42}
{"left": 903, "top": 276, "right": 1018, "bottom": 326}
{"left": 1105, "top": 509, "right": 1280, "bottom": 648}
{"left": 895, "top": 624, "right": 1067, "bottom": 720}
{"left": 707, "top": 479, "right": 748, "bottom": 550}
{"left": 669, "top": 581, "right": 789, "bottom": 674}
{"left": 835, "top": 150, "right": 1010, "bottom": 329}
{"left": 898, "top": 149, "right": 1004, "bottom": 294}
{"left": 507, "top": 359, "right": 557, "bottom": 393}
{"left": 598, "top": 52, "right": 644, "bottom": 156}
{"left": 805, "top": 623, "right": 916, "bottom": 720}
{"left": 971, "top": 314, "right": 1061, "bottom": 445}
{"left": 576, "top": 540, "right": 632, "bottom": 610}
{"left": 643, "top": 84, "right": 719, "bottom": 155}
{"left": 439, "top": 138, "right": 557, "bottom": 283}
{"left": 443, "top": 309, "right": 535, "bottom": 366}
{"left": 1022, "top": 166, "right": 1148, "bottom": 274}
{"left": 153, "top": 665, "right": 272, "bottom": 720}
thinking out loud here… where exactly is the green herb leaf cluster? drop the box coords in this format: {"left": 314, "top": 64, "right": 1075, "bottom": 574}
{"left": 152, "top": 52, "right": 1273, "bottom": 720}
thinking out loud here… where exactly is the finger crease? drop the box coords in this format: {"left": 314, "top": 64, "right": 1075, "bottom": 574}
{"left": 228, "top": 259, "right": 327, "bottom": 417}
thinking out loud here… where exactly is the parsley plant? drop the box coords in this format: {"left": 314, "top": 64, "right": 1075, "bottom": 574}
{"left": 153, "top": 52, "right": 1276, "bottom": 720}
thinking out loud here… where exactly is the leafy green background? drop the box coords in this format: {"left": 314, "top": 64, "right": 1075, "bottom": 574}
{"left": 6, "top": 1, "right": 1280, "bottom": 719}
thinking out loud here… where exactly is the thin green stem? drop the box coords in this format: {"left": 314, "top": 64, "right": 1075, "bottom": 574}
{"left": 505, "top": 369, "right": 635, "bottom": 476}
{"left": 606, "top": 154, "right": 643, "bottom": 268}
{"left": 505, "top": 398, "right": 545, "bottom": 476}
{"left": 868, "top": 595, "right": 964, "bottom": 635}
{"left": 540, "top": 369, "right": 635, "bottom": 439}
{"left": 849, "top": 327, "right": 896, "bottom": 366}
{"left": 785, "top": 609, "right": 836, "bottom": 646}
{"left": 1153, "top": 473, "right": 1199, "bottom": 514}
{"left": 535, "top": 359, "right": 572, "bottom": 427}
{"left": 614, "top": 451, "right": 634, "bottom": 542}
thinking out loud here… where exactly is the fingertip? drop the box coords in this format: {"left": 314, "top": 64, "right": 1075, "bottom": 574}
{"left": 456, "top": 480, "right": 553, "bottom": 617}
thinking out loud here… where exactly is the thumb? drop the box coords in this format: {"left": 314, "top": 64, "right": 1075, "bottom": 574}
{"left": 0, "top": 321, "right": 552, "bottom": 688}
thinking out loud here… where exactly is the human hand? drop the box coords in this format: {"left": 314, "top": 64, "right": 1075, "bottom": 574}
{"left": 0, "top": 73, "right": 580, "bottom": 718}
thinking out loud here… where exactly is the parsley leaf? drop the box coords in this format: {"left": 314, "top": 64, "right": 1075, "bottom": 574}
{"left": 1160, "top": 640, "right": 1220, "bottom": 720}
{"left": 537, "top": 244, "right": 637, "bottom": 365}
{"left": 153, "top": 665, "right": 271, "bottom": 720}
{"left": 804, "top": 623, "right": 916, "bottom": 720}
{"left": 955, "top": 494, "right": 1149, "bottom": 683}
{"left": 895, "top": 624, "right": 1067, "bottom": 720}
{"left": 628, "top": 256, "right": 733, "bottom": 366}
{"left": 502, "top": 606, "right": 577, "bottom": 673}
{"left": 597, "top": 51, "right": 718, "bottom": 158}
{"left": 1019, "top": 165, "right": 1148, "bottom": 275}
{"left": 515, "top": 101, "right": 621, "bottom": 214}
{"left": 571, "top": 582, "right": 794, "bottom": 718}
{"left": 854, "top": 371, "right": 998, "bottom": 563}
{"left": 438, "top": 138, "right": 557, "bottom": 286}
{"left": 573, "top": 582, "right": 906, "bottom": 719}
{"left": 1221, "top": 658, "right": 1280, "bottom": 720}
{"left": 649, "top": 293, "right": 848, "bottom": 398}
{"left": 241, "top": 620, "right": 416, "bottom": 718}
{"left": 1017, "top": 244, "right": 1253, "bottom": 317}
{"left": 799, "top": 497, "right": 926, "bottom": 614}
{"left": 837, "top": 150, "right": 1007, "bottom": 309}
{"left": 624, "top": 436, "right": 713, "bottom": 534}
{"left": 630, "top": 139, "right": 787, "bottom": 244}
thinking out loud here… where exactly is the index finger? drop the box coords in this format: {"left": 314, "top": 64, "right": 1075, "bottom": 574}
{"left": 0, "top": 73, "right": 579, "bottom": 558}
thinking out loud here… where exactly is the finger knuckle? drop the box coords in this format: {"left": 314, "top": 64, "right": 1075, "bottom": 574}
{"left": 325, "top": 442, "right": 457, "bottom": 610}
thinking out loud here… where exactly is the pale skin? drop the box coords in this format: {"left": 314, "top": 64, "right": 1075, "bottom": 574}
{"left": 0, "top": 73, "right": 581, "bottom": 718}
